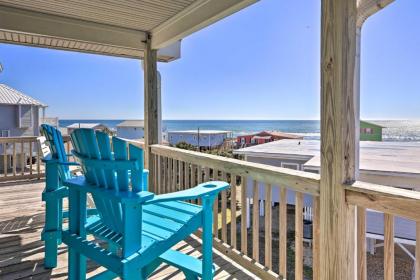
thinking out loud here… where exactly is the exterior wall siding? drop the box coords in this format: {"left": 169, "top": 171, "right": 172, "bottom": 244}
{"left": 360, "top": 121, "right": 382, "bottom": 141}
{"left": 117, "top": 127, "right": 144, "bottom": 139}
{"left": 0, "top": 104, "right": 40, "bottom": 138}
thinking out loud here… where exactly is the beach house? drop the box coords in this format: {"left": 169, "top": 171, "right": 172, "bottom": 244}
{"left": 236, "top": 131, "right": 303, "bottom": 148}
{"left": 66, "top": 123, "right": 110, "bottom": 135}
{"left": 0, "top": 84, "right": 47, "bottom": 171}
{"left": 361, "top": 120, "right": 384, "bottom": 141}
{"left": 116, "top": 120, "right": 144, "bottom": 140}
{"left": 168, "top": 130, "right": 232, "bottom": 150}
{"left": 0, "top": 1, "right": 417, "bottom": 280}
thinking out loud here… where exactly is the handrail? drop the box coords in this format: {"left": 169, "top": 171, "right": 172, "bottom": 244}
{"left": 345, "top": 181, "right": 420, "bottom": 221}
{"left": 151, "top": 144, "right": 320, "bottom": 196}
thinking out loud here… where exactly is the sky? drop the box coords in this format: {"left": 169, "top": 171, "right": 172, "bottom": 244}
{"left": 0, "top": 0, "right": 419, "bottom": 120}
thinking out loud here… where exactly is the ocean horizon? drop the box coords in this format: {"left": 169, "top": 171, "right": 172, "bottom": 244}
{"left": 58, "top": 119, "right": 420, "bottom": 142}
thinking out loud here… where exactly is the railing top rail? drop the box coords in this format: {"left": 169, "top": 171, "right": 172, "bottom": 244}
{"left": 151, "top": 144, "right": 320, "bottom": 196}
{"left": 0, "top": 136, "right": 40, "bottom": 143}
{"left": 345, "top": 181, "right": 420, "bottom": 221}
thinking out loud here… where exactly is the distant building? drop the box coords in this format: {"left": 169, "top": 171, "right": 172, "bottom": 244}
{"left": 66, "top": 123, "right": 109, "bottom": 135}
{"left": 0, "top": 84, "right": 47, "bottom": 137}
{"left": 168, "top": 130, "right": 231, "bottom": 149}
{"left": 360, "top": 120, "right": 383, "bottom": 141}
{"left": 116, "top": 120, "right": 144, "bottom": 140}
{"left": 234, "top": 140, "right": 420, "bottom": 253}
{"left": 236, "top": 131, "right": 302, "bottom": 148}
{"left": 0, "top": 84, "right": 47, "bottom": 171}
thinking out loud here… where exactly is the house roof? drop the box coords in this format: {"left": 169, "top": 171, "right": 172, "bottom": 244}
{"left": 361, "top": 120, "right": 385, "bottom": 128}
{"left": 66, "top": 123, "right": 106, "bottom": 129}
{"left": 238, "top": 131, "right": 303, "bottom": 139}
{"left": 0, "top": 84, "right": 46, "bottom": 107}
{"left": 234, "top": 139, "right": 420, "bottom": 176}
{"left": 117, "top": 120, "right": 144, "bottom": 128}
{"left": 0, "top": 1, "right": 258, "bottom": 61}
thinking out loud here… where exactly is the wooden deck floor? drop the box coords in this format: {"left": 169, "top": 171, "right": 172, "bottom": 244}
{"left": 0, "top": 180, "right": 258, "bottom": 279}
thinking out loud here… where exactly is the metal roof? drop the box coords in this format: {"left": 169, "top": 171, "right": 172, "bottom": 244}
{"left": 117, "top": 120, "right": 145, "bottom": 128}
{"left": 0, "top": 84, "right": 46, "bottom": 106}
{"left": 0, "top": 0, "right": 258, "bottom": 61}
{"left": 66, "top": 123, "right": 106, "bottom": 129}
{"left": 234, "top": 139, "right": 420, "bottom": 176}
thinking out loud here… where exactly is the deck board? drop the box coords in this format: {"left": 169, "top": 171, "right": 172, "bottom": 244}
{"left": 0, "top": 180, "right": 258, "bottom": 279}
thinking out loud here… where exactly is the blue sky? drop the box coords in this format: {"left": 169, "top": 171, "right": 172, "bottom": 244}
{"left": 0, "top": 0, "right": 419, "bottom": 120}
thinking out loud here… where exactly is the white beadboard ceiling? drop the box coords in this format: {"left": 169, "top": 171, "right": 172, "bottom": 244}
{"left": 0, "top": 0, "right": 258, "bottom": 61}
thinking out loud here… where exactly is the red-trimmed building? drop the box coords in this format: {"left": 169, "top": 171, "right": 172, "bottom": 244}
{"left": 236, "top": 131, "right": 303, "bottom": 148}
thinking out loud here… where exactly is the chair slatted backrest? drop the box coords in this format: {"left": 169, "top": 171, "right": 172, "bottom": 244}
{"left": 40, "top": 124, "right": 71, "bottom": 181}
{"left": 70, "top": 128, "right": 144, "bottom": 233}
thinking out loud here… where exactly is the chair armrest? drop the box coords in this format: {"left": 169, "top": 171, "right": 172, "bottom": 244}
{"left": 42, "top": 158, "right": 80, "bottom": 166}
{"left": 144, "top": 181, "right": 229, "bottom": 205}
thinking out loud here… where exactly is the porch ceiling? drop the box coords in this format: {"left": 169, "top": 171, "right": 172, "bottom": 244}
{"left": 0, "top": 0, "right": 258, "bottom": 61}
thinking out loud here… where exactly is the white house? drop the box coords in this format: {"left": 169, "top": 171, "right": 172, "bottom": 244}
{"left": 0, "top": 84, "right": 47, "bottom": 171}
{"left": 116, "top": 120, "right": 144, "bottom": 140}
{"left": 234, "top": 139, "right": 420, "bottom": 257}
{"left": 66, "top": 123, "right": 109, "bottom": 135}
{"left": 168, "top": 130, "right": 231, "bottom": 149}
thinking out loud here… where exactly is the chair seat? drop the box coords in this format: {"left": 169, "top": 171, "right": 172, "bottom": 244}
{"left": 85, "top": 200, "right": 203, "bottom": 258}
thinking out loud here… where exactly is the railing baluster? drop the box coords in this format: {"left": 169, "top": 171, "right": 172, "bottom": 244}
{"left": 179, "top": 161, "right": 184, "bottom": 191}
{"left": 230, "top": 174, "right": 237, "bottom": 249}
{"left": 221, "top": 171, "right": 227, "bottom": 242}
{"left": 384, "top": 213, "right": 394, "bottom": 280}
{"left": 184, "top": 162, "right": 190, "bottom": 190}
{"left": 357, "top": 206, "right": 367, "bottom": 280}
{"left": 21, "top": 141, "right": 25, "bottom": 176}
{"left": 161, "top": 156, "right": 166, "bottom": 194}
{"left": 213, "top": 169, "right": 219, "bottom": 238}
{"left": 172, "top": 159, "right": 177, "bottom": 192}
{"left": 29, "top": 141, "right": 33, "bottom": 175}
{"left": 252, "top": 180, "right": 259, "bottom": 262}
{"left": 204, "top": 167, "right": 210, "bottom": 182}
{"left": 168, "top": 158, "right": 173, "bottom": 192}
{"left": 279, "top": 187, "right": 287, "bottom": 278}
{"left": 37, "top": 140, "right": 41, "bottom": 179}
{"left": 313, "top": 196, "right": 320, "bottom": 280}
{"left": 416, "top": 222, "right": 420, "bottom": 280}
{"left": 264, "top": 183, "right": 272, "bottom": 269}
{"left": 295, "top": 191, "right": 303, "bottom": 280}
{"left": 153, "top": 154, "right": 158, "bottom": 193}
{"left": 12, "top": 142, "right": 16, "bottom": 177}
{"left": 3, "top": 143, "right": 7, "bottom": 177}
{"left": 241, "top": 175, "right": 248, "bottom": 254}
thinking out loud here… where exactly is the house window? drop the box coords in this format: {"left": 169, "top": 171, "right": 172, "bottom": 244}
{"left": 1, "top": 130, "right": 10, "bottom": 137}
{"left": 18, "top": 105, "right": 33, "bottom": 128}
{"left": 361, "top": 128, "right": 374, "bottom": 134}
{"left": 281, "top": 162, "right": 300, "bottom": 170}
{"left": 241, "top": 138, "right": 245, "bottom": 144}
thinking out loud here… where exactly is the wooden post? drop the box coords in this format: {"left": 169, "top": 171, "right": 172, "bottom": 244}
{"left": 144, "top": 33, "right": 159, "bottom": 189}
{"left": 320, "top": 0, "right": 358, "bottom": 279}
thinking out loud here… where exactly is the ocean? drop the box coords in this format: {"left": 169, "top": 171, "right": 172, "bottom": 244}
{"left": 59, "top": 120, "right": 420, "bottom": 142}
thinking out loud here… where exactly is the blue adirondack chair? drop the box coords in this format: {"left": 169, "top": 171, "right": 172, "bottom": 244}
{"left": 61, "top": 128, "right": 229, "bottom": 279}
{"left": 40, "top": 124, "right": 98, "bottom": 268}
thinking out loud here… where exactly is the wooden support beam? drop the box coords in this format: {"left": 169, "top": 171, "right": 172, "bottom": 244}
{"left": 151, "top": 0, "right": 258, "bottom": 49}
{"left": 357, "top": 0, "right": 395, "bottom": 27}
{"left": 144, "top": 35, "right": 159, "bottom": 187}
{"left": 320, "top": 0, "right": 358, "bottom": 279}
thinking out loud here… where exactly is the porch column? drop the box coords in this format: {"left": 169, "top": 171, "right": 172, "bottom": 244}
{"left": 144, "top": 34, "right": 159, "bottom": 186}
{"left": 320, "top": 0, "right": 358, "bottom": 279}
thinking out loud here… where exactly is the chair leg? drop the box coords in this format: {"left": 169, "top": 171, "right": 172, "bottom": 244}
{"left": 68, "top": 188, "right": 87, "bottom": 280}
{"left": 202, "top": 196, "right": 215, "bottom": 280}
{"left": 44, "top": 198, "right": 59, "bottom": 268}
{"left": 184, "top": 271, "right": 199, "bottom": 280}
